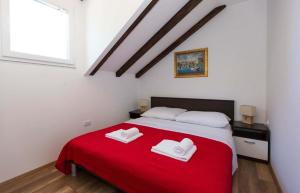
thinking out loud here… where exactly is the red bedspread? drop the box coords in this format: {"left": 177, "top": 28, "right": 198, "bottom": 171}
{"left": 56, "top": 123, "right": 232, "bottom": 193}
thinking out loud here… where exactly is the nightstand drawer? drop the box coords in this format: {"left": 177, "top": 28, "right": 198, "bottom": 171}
{"left": 234, "top": 136, "right": 268, "bottom": 161}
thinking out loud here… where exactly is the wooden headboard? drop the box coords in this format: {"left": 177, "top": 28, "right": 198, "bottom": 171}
{"left": 151, "top": 97, "right": 235, "bottom": 124}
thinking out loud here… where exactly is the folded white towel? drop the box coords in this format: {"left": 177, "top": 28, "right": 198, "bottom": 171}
{"left": 173, "top": 138, "right": 194, "bottom": 156}
{"left": 120, "top": 127, "right": 140, "bottom": 139}
{"left": 151, "top": 140, "right": 197, "bottom": 162}
{"left": 105, "top": 129, "right": 143, "bottom": 143}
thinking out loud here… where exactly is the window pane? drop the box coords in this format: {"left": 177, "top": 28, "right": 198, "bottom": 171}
{"left": 9, "top": 0, "right": 70, "bottom": 60}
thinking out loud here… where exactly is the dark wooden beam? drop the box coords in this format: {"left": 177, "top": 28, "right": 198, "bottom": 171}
{"left": 116, "top": 0, "right": 203, "bottom": 77}
{"left": 89, "top": 0, "right": 159, "bottom": 76}
{"left": 136, "top": 5, "right": 226, "bottom": 78}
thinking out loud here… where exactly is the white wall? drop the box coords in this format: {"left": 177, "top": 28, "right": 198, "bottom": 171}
{"left": 267, "top": 0, "right": 300, "bottom": 193}
{"left": 138, "top": 0, "right": 267, "bottom": 123}
{"left": 86, "top": 0, "right": 144, "bottom": 65}
{"left": 0, "top": 1, "right": 138, "bottom": 183}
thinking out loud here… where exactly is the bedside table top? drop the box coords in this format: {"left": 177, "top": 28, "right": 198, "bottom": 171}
{"left": 129, "top": 109, "right": 143, "bottom": 114}
{"left": 233, "top": 121, "right": 269, "bottom": 132}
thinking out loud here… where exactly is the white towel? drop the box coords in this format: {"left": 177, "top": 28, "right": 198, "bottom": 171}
{"left": 105, "top": 129, "right": 143, "bottom": 143}
{"left": 173, "top": 138, "right": 194, "bottom": 156}
{"left": 151, "top": 140, "right": 197, "bottom": 162}
{"left": 120, "top": 127, "right": 140, "bottom": 139}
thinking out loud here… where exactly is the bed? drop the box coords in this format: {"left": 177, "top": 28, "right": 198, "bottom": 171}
{"left": 56, "top": 97, "right": 237, "bottom": 193}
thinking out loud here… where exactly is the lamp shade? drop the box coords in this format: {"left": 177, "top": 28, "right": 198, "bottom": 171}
{"left": 138, "top": 99, "right": 150, "bottom": 112}
{"left": 240, "top": 105, "right": 256, "bottom": 116}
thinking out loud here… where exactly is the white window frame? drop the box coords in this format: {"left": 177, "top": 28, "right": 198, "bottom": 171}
{"left": 0, "top": 0, "right": 75, "bottom": 67}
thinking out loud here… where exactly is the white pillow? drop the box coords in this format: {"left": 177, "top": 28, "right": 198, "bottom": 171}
{"left": 141, "top": 107, "right": 187, "bottom": 121}
{"left": 175, "top": 111, "right": 230, "bottom": 128}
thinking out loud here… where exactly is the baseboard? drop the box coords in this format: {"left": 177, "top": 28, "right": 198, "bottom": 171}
{"left": 269, "top": 164, "right": 284, "bottom": 193}
{"left": 0, "top": 161, "right": 55, "bottom": 187}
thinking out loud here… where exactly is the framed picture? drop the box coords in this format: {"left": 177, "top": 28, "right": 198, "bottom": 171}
{"left": 174, "top": 48, "right": 208, "bottom": 78}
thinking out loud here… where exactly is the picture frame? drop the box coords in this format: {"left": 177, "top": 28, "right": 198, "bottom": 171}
{"left": 174, "top": 48, "right": 208, "bottom": 78}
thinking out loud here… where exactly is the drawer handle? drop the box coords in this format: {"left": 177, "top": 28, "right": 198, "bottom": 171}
{"left": 244, "top": 140, "right": 256, "bottom": 145}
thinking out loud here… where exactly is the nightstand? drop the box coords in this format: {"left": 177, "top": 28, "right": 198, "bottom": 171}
{"left": 129, "top": 109, "right": 143, "bottom": 119}
{"left": 232, "top": 121, "right": 270, "bottom": 163}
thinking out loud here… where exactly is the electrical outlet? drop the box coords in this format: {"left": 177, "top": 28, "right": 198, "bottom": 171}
{"left": 83, "top": 120, "right": 92, "bottom": 128}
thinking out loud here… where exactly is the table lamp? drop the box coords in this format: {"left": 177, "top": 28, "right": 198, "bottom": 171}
{"left": 138, "top": 99, "right": 150, "bottom": 112}
{"left": 240, "top": 105, "right": 256, "bottom": 125}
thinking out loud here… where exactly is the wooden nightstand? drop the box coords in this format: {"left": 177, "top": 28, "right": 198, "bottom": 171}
{"left": 129, "top": 109, "right": 143, "bottom": 119}
{"left": 232, "top": 121, "right": 270, "bottom": 163}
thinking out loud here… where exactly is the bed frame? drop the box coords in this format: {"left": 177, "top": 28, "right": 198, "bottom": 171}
{"left": 70, "top": 97, "right": 235, "bottom": 176}
{"left": 151, "top": 97, "right": 235, "bottom": 124}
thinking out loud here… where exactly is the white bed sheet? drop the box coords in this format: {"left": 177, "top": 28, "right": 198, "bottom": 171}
{"left": 127, "top": 117, "right": 238, "bottom": 174}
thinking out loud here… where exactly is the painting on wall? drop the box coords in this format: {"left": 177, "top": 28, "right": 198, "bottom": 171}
{"left": 174, "top": 48, "right": 208, "bottom": 78}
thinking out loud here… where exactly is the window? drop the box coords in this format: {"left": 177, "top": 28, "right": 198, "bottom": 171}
{"left": 0, "top": 0, "right": 74, "bottom": 66}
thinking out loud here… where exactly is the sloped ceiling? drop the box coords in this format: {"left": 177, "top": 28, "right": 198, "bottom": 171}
{"left": 86, "top": 0, "right": 248, "bottom": 76}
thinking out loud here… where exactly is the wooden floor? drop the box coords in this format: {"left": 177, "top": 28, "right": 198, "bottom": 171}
{"left": 0, "top": 159, "right": 280, "bottom": 193}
